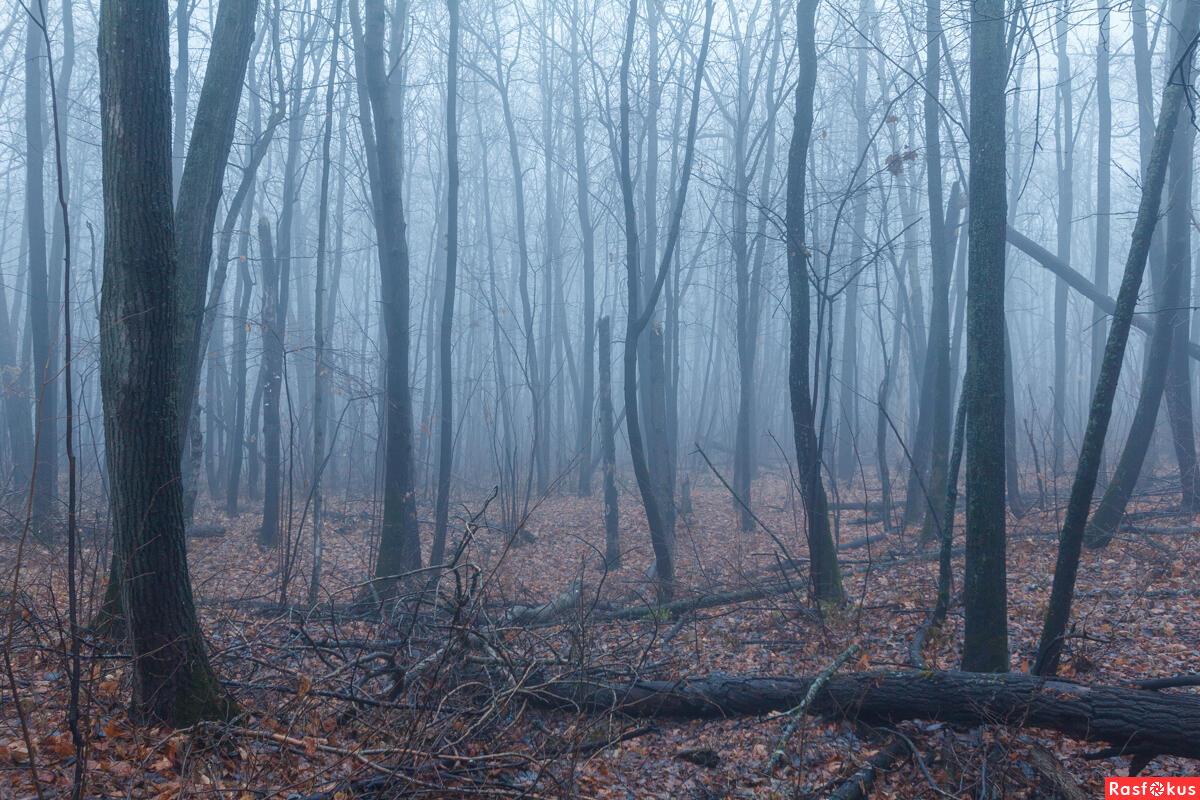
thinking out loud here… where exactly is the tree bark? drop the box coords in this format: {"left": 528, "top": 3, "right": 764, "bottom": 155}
{"left": 98, "top": 0, "right": 230, "bottom": 725}
{"left": 528, "top": 669, "right": 1200, "bottom": 762}
{"left": 962, "top": 0, "right": 1008, "bottom": 673}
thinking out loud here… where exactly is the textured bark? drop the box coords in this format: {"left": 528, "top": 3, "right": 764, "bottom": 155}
{"left": 962, "top": 0, "right": 1008, "bottom": 672}
{"left": 785, "top": 0, "right": 843, "bottom": 604}
{"left": 529, "top": 669, "right": 1200, "bottom": 760}
{"left": 98, "top": 0, "right": 230, "bottom": 725}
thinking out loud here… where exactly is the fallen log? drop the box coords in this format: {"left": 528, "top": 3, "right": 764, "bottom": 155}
{"left": 525, "top": 669, "right": 1200, "bottom": 761}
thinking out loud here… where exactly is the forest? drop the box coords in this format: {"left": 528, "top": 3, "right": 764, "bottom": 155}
{"left": 1, "top": 0, "right": 1200, "bottom": 795}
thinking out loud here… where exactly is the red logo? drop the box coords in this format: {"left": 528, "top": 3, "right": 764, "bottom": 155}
{"left": 1107, "top": 778, "right": 1200, "bottom": 798}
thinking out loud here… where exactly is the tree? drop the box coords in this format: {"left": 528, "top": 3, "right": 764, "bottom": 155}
{"left": 354, "top": 0, "right": 423, "bottom": 584}
{"left": 429, "top": 0, "right": 460, "bottom": 570}
{"left": 570, "top": 0, "right": 597, "bottom": 498}
{"left": 961, "top": 0, "right": 1009, "bottom": 673}
{"left": 785, "top": 0, "right": 843, "bottom": 605}
{"left": 599, "top": 315, "right": 619, "bottom": 568}
{"left": 309, "top": 0, "right": 343, "bottom": 604}
{"left": 1083, "top": 0, "right": 1200, "bottom": 550}
{"left": 1034, "top": 0, "right": 1200, "bottom": 675}
{"left": 617, "top": 0, "right": 714, "bottom": 604}
{"left": 25, "top": 5, "right": 58, "bottom": 535}
{"left": 97, "top": 0, "right": 230, "bottom": 725}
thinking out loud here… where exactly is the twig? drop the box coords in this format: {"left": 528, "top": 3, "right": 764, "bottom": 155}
{"left": 764, "top": 643, "right": 861, "bottom": 774}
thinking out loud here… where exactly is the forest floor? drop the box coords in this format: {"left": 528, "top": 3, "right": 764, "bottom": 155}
{"left": 1, "top": 474, "right": 1199, "bottom": 798}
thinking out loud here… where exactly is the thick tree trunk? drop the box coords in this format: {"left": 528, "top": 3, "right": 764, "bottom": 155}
{"left": 786, "top": 0, "right": 843, "bottom": 605}
{"left": 962, "top": 0, "right": 1008, "bottom": 672}
{"left": 98, "top": 0, "right": 230, "bottom": 725}
{"left": 529, "top": 669, "right": 1200, "bottom": 762}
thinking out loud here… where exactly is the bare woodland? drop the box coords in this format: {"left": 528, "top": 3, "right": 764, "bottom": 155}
{"left": 2, "top": 0, "right": 1200, "bottom": 796}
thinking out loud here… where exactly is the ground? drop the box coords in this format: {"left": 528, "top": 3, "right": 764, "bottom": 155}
{"left": 1, "top": 474, "right": 1197, "bottom": 798}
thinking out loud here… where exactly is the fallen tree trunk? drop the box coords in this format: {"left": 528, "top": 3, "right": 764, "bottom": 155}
{"left": 527, "top": 669, "right": 1200, "bottom": 760}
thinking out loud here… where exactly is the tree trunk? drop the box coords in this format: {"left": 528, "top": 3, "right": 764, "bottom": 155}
{"left": 786, "top": 0, "right": 843, "bottom": 605}
{"left": 570, "top": 1, "right": 596, "bottom": 499}
{"left": 309, "top": 0, "right": 343, "bottom": 606}
{"left": 836, "top": 0, "right": 870, "bottom": 485}
{"left": 962, "top": 0, "right": 1008, "bottom": 673}
{"left": 26, "top": 7, "right": 58, "bottom": 536}
{"left": 916, "top": 0, "right": 954, "bottom": 546}
{"left": 528, "top": 669, "right": 1200, "bottom": 763}
{"left": 257, "top": 218, "right": 283, "bottom": 548}
{"left": 599, "top": 316, "right": 619, "bottom": 569}
{"left": 429, "top": 0, "right": 459, "bottom": 571}
{"left": 1052, "top": 0, "right": 1074, "bottom": 475}
{"left": 98, "top": 0, "right": 230, "bottom": 725}
{"left": 355, "top": 0, "right": 422, "bottom": 584}
{"left": 173, "top": 0, "right": 257, "bottom": 459}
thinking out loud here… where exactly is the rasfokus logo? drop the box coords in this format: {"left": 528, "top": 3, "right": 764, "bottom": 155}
{"left": 1107, "top": 778, "right": 1200, "bottom": 798}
